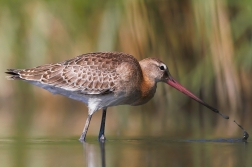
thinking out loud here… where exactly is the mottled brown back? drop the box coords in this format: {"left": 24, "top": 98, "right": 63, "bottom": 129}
{"left": 6, "top": 52, "right": 142, "bottom": 95}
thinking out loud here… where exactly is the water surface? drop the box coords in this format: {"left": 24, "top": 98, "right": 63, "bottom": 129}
{"left": 0, "top": 137, "right": 251, "bottom": 167}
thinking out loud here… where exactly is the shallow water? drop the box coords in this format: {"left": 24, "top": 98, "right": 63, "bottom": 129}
{"left": 0, "top": 137, "right": 251, "bottom": 167}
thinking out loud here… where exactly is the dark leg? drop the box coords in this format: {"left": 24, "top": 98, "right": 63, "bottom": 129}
{"left": 98, "top": 108, "right": 107, "bottom": 142}
{"left": 79, "top": 114, "right": 92, "bottom": 142}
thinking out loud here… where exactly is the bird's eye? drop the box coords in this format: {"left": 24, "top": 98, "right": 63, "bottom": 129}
{"left": 159, "top": 65, "right": 165, "bottom": 71}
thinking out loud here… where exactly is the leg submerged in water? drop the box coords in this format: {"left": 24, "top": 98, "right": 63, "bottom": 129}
{"left": 79, "top": 114, "right": 92, "bottom": 142}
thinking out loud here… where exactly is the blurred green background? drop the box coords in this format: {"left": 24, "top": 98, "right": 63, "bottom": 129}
{"left": 0, "top": 0, "right": 252, "bottom": 140}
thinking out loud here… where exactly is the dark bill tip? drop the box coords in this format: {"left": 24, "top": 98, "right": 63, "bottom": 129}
{"left": 167, "top": 76, "right": 229, "bottom": 120}
{"left": 219, "top": 113, "right": 229, "bottom": 119}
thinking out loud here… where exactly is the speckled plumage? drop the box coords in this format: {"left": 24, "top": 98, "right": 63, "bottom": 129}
{"left": 7, "top": 52, "right": 143, "bottom": 95}
{"left": 6, "top": 51, "right": 228, "bottom": 142}
{"left": 6, "top": 52, "right": 170, "bottom": 142}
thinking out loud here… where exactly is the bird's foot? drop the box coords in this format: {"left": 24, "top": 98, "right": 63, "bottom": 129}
{"left": 79, "top": 136, "right": 86, "bottom": 143}
{"left": 99, "top": 134, "right": 106, "bottom": 143}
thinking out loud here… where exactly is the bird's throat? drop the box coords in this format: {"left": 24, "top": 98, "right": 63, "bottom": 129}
{"left": 131, "top": 73, "right": 157, "bottom": 106}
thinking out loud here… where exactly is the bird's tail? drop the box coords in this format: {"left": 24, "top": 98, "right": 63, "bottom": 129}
{"left": 5, "top": 69, "right": 23, "bottom": 80}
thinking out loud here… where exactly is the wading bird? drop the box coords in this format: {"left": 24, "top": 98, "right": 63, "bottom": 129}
{"left": 6, "top": 52, "right": 229, "bottom": 142}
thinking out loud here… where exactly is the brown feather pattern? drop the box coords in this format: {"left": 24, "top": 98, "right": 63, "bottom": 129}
{"left": 6, "top": 52, "right": 143, "bottom": 95}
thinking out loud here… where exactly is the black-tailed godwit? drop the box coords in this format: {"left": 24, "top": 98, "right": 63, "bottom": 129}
{"left": 6, "top": 52, "right": 229, "bottom": 142}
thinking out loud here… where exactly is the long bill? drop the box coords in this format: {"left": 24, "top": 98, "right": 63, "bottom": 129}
{"left": 167, "top": 76, "right": 229, "bottom": 119}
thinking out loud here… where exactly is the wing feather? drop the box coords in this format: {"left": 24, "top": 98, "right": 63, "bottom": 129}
{"left": 6, "top": 52, "right": 140, "bottom": 95}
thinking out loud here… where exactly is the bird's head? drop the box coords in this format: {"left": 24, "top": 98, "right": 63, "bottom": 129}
{"left": 139, "top": 57, "right": 229, "bottom": 119}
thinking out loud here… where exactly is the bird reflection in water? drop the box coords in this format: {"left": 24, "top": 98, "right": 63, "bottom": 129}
{"left": 82, "top": 142, "right": 106, "bottom": 167}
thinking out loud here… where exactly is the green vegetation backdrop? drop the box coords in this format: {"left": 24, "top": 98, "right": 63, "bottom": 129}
{"left": 0, "top": 0, "right": 251, "bottom": 139}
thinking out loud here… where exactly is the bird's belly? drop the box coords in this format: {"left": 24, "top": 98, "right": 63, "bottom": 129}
{"left": 26, "top": 80, "right": 141, "bottom": 115}
{"left": 27, "top": 80, "right": 90, "bottom": 103}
